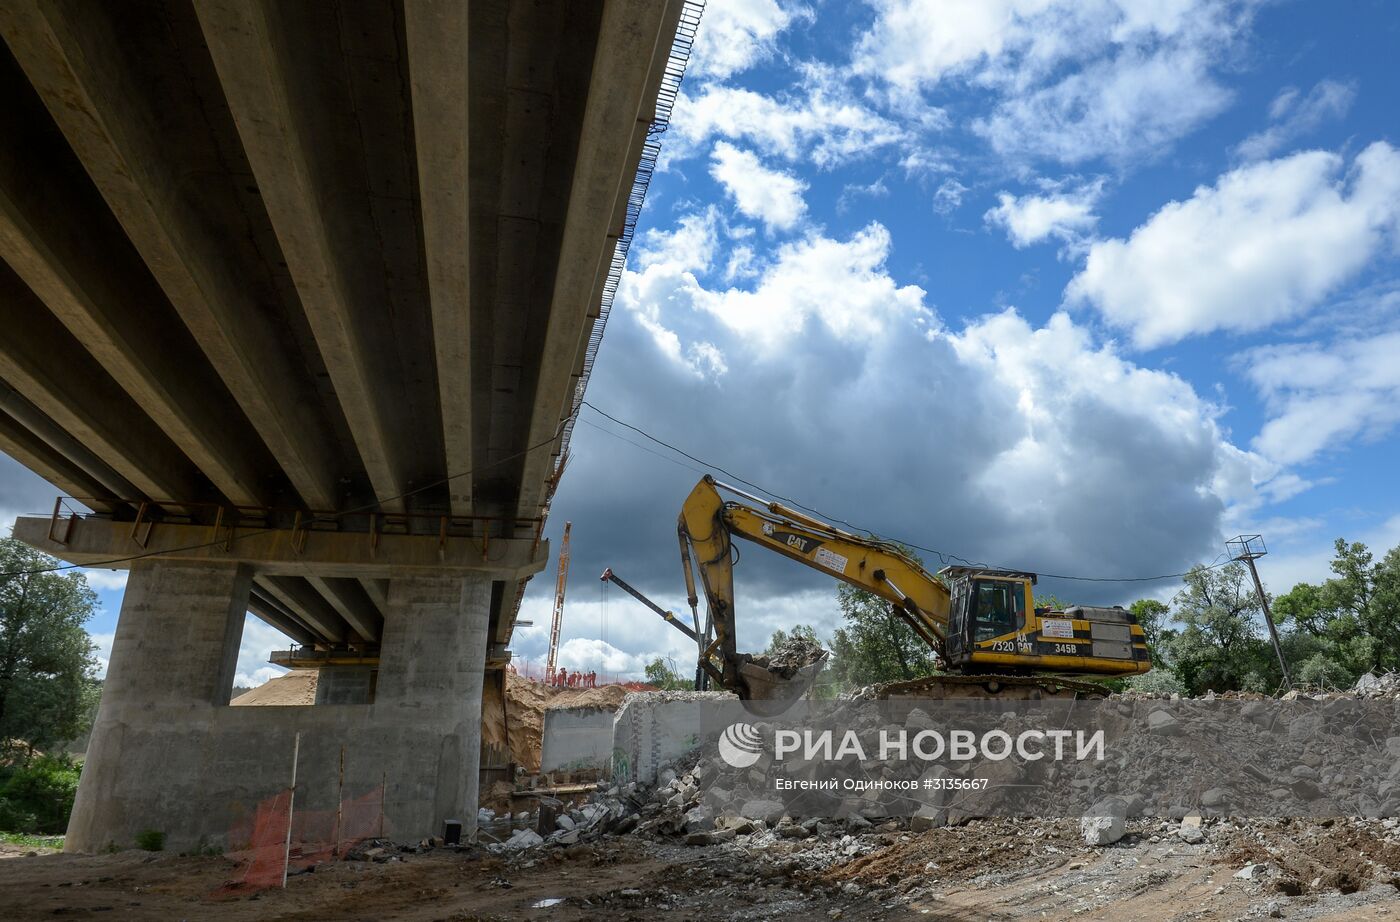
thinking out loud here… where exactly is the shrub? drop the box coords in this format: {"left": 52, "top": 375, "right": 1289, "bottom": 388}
{"left": 1126, "top": 670, "right": 1186, "bottom": 696}
{"left": 0, "top": 754, "right": 81, "bottom": 835}
{"left": 135, "top": 828, "right": 165, "bottom": 852}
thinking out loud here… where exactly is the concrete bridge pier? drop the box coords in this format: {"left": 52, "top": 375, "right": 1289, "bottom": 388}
{"left": 30, "top": 519, "right": 547, "bottom": 855}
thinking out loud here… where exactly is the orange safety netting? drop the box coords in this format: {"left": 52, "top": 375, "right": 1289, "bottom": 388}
{"left": 214, "top": 783, "right": 387, "bottom": 895}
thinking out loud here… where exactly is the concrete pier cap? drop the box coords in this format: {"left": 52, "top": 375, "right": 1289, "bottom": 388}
{"left": 25, "top": 519, "right": 547, "bottom": 854}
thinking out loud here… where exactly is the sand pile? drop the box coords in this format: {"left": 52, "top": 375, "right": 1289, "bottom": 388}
{"left": 230, "top": 669, "right": 317, "bottom": 706}
{"left": 481, "top": 673, "right": 631, "bottom": 772}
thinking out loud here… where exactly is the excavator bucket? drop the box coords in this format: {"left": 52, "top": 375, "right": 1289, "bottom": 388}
{"left": 733, "top": 649, "right": 830, "bottom": 714}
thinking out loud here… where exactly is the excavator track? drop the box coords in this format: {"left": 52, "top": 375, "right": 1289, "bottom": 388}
{"left": 871, "top": 672, "right": 1111, "bottom": 701}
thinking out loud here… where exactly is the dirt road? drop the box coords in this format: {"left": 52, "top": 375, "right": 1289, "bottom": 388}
{"left": 3, "top": 818, "right": 1399, "bottom": 920}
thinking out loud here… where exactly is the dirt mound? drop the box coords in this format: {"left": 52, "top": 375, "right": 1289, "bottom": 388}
{"left": 480, "top": 673, "right": 631, "bottom": 774}
{"left": 230, "top": 670, "right": 317, "bottom": 706}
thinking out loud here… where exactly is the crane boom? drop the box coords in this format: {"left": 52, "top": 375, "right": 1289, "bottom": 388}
{"left": 545, "top": 521, "right": 571, "bottom": 681}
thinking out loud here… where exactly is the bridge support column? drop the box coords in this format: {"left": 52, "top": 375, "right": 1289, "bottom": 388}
{"left": 65, "top": 561, "right": 492, "bottom": 854}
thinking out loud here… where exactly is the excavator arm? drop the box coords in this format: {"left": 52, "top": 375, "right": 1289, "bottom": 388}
{"left": 678, "top": 475, "right": 950, "bottom": 692}
{"left": 675, "top": 474, "right": 1152, "bottom": 699}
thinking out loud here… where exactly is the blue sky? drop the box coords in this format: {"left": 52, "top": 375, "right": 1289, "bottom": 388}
{"left": 5, "top": 0, "right": 1398, "bottom": 685}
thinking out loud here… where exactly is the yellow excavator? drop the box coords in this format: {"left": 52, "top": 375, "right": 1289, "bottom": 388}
{"left": 661, "top": 475, "right": 1151, "bottom": 701}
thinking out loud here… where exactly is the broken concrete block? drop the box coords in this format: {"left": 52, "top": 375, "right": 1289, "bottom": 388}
{"left": 1147, "top": 709, "right": 1181, "bottom": 736}
{"left": 739, "top": 799, "right": 785, "bottom": 824}
{"left": 684, "top": 805, "right": 714, "bottom": 832}
{"left": 714, "top": 815, "right": 757, "bottom": 835}
{"left": 1081, "top": 796, "right": 1128, "bottom": 846}
{"left": 911, "top": 805, "right": 946, "bottom": 832}
{"left": 505, "top": 829, "right": 543, "bottom": 850}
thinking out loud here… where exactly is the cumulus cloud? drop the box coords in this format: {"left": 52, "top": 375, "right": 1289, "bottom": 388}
{"left": 619, "top": 215, "right": 933, "bottom": 359}
{"left": 543, "top": 208, "right": 1281, "bottom": 629}
{"left": 89, "top": 631, "right": 115, "bottom": 678}
{"left": 854, "top": 0, "right": 1253, "bottom": 164}
{"left": 233, "top": 615, "right": 294, "bottom": 688}
{"left": 1245, "top": 332, "right": 1400, "bottom": 466}
{"left": 709, "top": 142, "right": 808, "bottom": 230}
{"left": 1235, "top": 79, "right": 1356, "bottom": 162}
{"left": 670, "top": 77, "right": 908, "bottom": 168}
{"left": 689, "top": 0, "right": 810, "bottom": 80}
{"left": 1067, "top": 142, "right": 1400, "bottom": 348}
{"left": 78, "top": 568, "right": 128, "bottom": 592}
{"left": 0, "top": 452, "right": 63, "bottom": 536}
{"left": 985, "top": 179, "right": 1103, "bottom": 246}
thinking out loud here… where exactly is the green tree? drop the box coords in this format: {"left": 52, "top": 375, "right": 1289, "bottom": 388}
{"left": 642, "top": 656, "right": 691, "bottom": 691}
{"left": 1033, "top": 593, "right": 1071, "bottom": 611}
{"left": 0, "top": 539, "right": 99, "bottom": 751}
{"left": 1161, "top": 563, "right": 1277, "bottom": 695}
{"left": 1270, "top": 538, "right": 1400, "bottom": 682}
{"left": 1127, "top": 598, "right": 1172, "bottom": 667}
{"left": 828, "top": 584, "right": 939, "bottom": 688}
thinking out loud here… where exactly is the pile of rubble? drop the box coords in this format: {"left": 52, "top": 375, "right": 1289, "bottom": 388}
{"left": 750, "top": 634, "right": 828, "bottom": 675}
{"left": 485, "top": 750, "right": 881, "bottom": 864}
{"left": 1352, "top": 670, "right": 1400, "bottom": 697}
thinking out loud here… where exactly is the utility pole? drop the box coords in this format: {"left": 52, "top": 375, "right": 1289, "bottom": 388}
{"left": 545, "top": 522, "right": 571, "bottom": 683}
{"left": 1227, "top": 534, "right": 1292, "bottom": 688}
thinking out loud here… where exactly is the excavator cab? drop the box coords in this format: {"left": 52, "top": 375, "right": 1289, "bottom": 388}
{"left": 943, "top": 567, "right": 1035, "bottom": 669}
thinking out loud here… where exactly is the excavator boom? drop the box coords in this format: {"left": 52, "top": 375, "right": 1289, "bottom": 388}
{"left": 677, "top": 475, "right": 1150, "bottom": 699}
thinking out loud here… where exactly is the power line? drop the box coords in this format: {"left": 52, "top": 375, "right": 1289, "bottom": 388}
{"left": 580, "top": 400, "right": 1227, "bottom": 585}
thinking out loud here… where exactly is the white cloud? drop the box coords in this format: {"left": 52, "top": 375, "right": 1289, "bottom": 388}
{"left": 670, "top": 78, "right": 908, "bottom": 168}
{"left": 975, "top": 43, "right": 1234, "bottom": 164}
{"left": 234, "top": 615, "right": 293, "bottom": 688}
{"left": 89, "top": 631, "right": 115, "bottom": 678}
{"left": 709, "top": 141, "right": 808, "bottom": 231}
{"left": 1067, "top": 142, "right": 1400, "bottom": 348}
{"left": 933, "top": 179, "right": 968, "bottom": 215}
{"left": 985, "top": 179, "right": 1102, "bottom": 246}
{"left": 689, "top": 0, "right": 809, "bottom": 79}
{"left": 78, "top": 568, "right": 128, "bottom": 592}
{"left": 1235, "top": 79, "right": 1356, "bottom": 162}
{"left": 620, "top": 216, "right": 933, "bottom": 361}
{"left": 589, "top": 208, "right": 1285, "bottom": 596}
{"left": 1245, "top": 332, "right": 1400, "bottom": 466}
{"left": 854, "top": 0, "right": 1252, "bottom": 164}
{"left": 947, "top": 309, "right": 1276, "bottom": 549}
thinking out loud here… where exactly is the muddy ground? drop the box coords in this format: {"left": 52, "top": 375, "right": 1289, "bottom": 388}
{"left": 4, "top": 818, "right": 1400, "bottom": 920}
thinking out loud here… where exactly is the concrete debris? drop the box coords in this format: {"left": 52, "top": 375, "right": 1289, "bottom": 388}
{"left": 1353, "top": 671, "right": 1400, "bottom": 696}
{"left": 1080, "top": 797, "right": 1128, "bottom": 846}
{"left": 751, "top": 634, "right": 828, "bottom": 674}
{"left": 1178, "top": 814, "right": 1206, "bottom": 844}
{"left": 1235, "top": 862, "right": 1267, "bottom": 880}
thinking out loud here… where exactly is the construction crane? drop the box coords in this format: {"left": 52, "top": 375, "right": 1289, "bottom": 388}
{"left": 671, "top": 475, "right": 1150, "bottom": 700}
{"left": 544, "top": 521, "right": 571, "bottom": 684}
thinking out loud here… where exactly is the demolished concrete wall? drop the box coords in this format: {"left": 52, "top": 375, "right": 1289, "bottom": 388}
{"left": 611, "top": 690, "right": 735, "bottom": 785}
{"left": 540, "top": 706, "right": 615, "bottom": 773}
